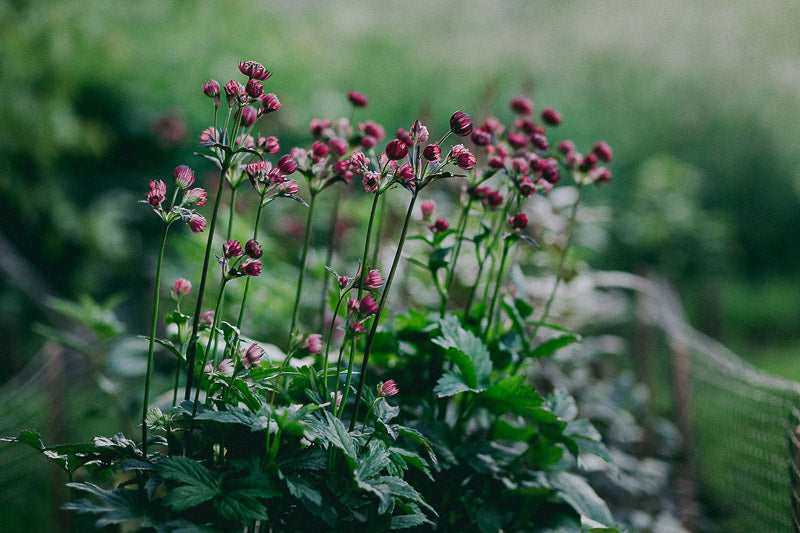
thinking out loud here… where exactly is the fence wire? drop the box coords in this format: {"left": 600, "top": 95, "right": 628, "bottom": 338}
{"left": 595, "top": 272, "right": 800, "bottom": 532}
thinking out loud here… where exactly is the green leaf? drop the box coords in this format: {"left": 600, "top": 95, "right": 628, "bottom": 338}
{"left": 63, "top": 483, "right": 143, "bottom": 527}
{"left": 428, "top": 246, "right": 451, "bottom": 273}
{"left": 545, "top": 389, "right": 579, "bottom": 422}
{"left": 163, "top": 484, "right": 219, "bottom": 511}
{"left": 391, "top": 510, "right": 432, "bottom": 529}
{"left": 357, "top": 440, "right": 391, "bottom": 481}
{"left": 432, "top": 315, "right": 491, "bottom": 390}
{"left": 481, "top": 375, "right": 558, "bottom": 423}
{"left": 157, "top": 456, "right": 218, "bottom": 490}
{"left": 194, "top": 406, "right": 256, "bottom": 426}
{"left": 377, "top": 476, "right": 436, "bottom": 515}
{"left": 315, "top": 411, "right": 356, "bottom": 459}
{"left": 548, "top": 471, "right": 614, "bottom": 527}
{"left": 434, "top": 371, "right": 473, "bottom": 397}
{"left": 529, "top": 333, "right": 580, "bottom": 359}
{"left": 3, "top": 429, "right": 44, "bottom": 451}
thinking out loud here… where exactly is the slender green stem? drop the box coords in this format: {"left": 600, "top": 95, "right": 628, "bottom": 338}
{"left": 350, "top": 192, "right": 418, "bottom": 430}
{"left": 332, "top": 339, "right": 349, "bottom": 417}
{"left": 484, "top": 240, "right": 511, "bottom": 337}
{"left": 323, "top": 294, "right": 346, "bottom": 398}
{"left": 184, "top": 155, "right": 230, "bottom": 401}
{"left": 172, "top": 361, "right": 181, "bottom": 408}
{"left": 317, "top": 188, "right": 341, "bottom": 331}
{"left": 236, "top": 203, "right": 264, "bottom": 329}
{"left": 192, "top": 281, "right": 227, "bottom": 416}
{"left": 371, "top": 193, "right": 386, "bottom": 270}
{"left": 341, "top": 192, "right": 382, "bottom": 414}
{"left": 142, "top": 224, "right": 170, "bottom": 454}
{"left": 513, "top": 184, "right": 584, "bottom": 375}
{"left": 440, "top": 195, "right": 473, "bottom": 316}
{"left": 226, "top": 187, "right": 237, "bottom": 241}
{"left": 289, "top": 192, "right": 317, "bottom": 341}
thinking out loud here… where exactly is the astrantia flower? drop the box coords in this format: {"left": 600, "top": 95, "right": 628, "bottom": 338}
{"left": 279, "top": 180, "right": 299, "bottom": 195}
{"left": 172, "top": 165, "right": 195, "bottom": 189}
{"left": 359, "top": 294, "right": 379, "bottom": 316}
{"left": 347, "top": 90, "right": 369, "bottom": 107}
{"left": 385, "top": 139, "right": 408, "bottom": 161}
{"left": 172, "top": 278, "right": 192, "bottom": 298}
{"left": 199, "top": 127, "right": 219, "bottom": 145}
{"left": 592, "top": 141, "right": 613, "bottom": 162}
{"left": 364, "top": 269, "right": 384, "bottom": 289}
{"left": 449, "top": 111, "right": 473, "bottom": 136}
{"left": 310, "top": 118, "right": 331, "bottom": 138}
{"left": 202, "top": 79, "right": 220, "bottom": 98}
{"left": 362, "top": 171, "right": 380, "bottom": 194}
{"left": 245, "top": 79, "right": 263, "bottom": 99}
{"left": 541, "top": 107, "right": 562, "bottom": 126}
{"left": 518, "top": 176, "right": 536, "bottom": 197}
{"left": 240, "top": 258, "right": 262, "bottom": 276}
{"left": 451, "top": 144, "right": 477, "bottom": 170}
{"left": 420, "top": 200, "right": 436, "bottom": 221}
{"left": 394, "top": 162, "right": 415, "bottom": 182}
{"left": 360, "top": 120, "right": 385, "bottom": 142}
{"left": 589, "top": 166, "right": 612, "bottom": 185}
{"left": 146, "top": 180, "right": 166, "bottom": 207}
{"left": 530, "top": 133, "right": 549, "bottom": 151}
{"left": 507, "top": 132, "right": 528, "bottom": 149}
{"left": 238, "top": 60, "right": 271, "bottom": 81}
{"left": 328, "top": 137, "right": 348, "bottom": 157}
{"left": 487, "top": 190, "right": 504, "bottom": 210}
{"left": 242, "top": 343, "right": 264, "bottom": 368}
{"left": 311, "top": 141, "right": 329, "bottom": 159}
{"left": 225, "top": 80, "right": 245, "bottom": 106}
{"left": 471, "top": 128, "right": 492, "bottom": 146}
{"left": 510, "top": 95, "right": 533, "bottom": 115}
{"left": 245, "top": 239, "right": 263, "bottom": 259}
{"left": 422, "top": 143, "right": 441, "bottom": 162}
{"left": 377, "top": 379, "right": 399, "bottom": 397}
{"left": 338, "top": 275, "right": 351, "bottom": 289}
{"left": 258, "top": 136, "right": 280, "bottom": 154}
{"left": 277, "top": 154, "right": 298, "bottom": 175}
{"left": 259, "top": 93, "right": 281, "bottom": 115}
{"left": 411, "top": 120, "right": 429, "bottom": 143}
{"left": 186, "top": 213, "right": 207, "bottom": 233}
{"left": 199, "top": 310, "right": 215, "bottom": 325}
{"left": 223, "top": 240, "right": 244, "bottom": 258}
{"left": 349, "top": 151, "right": 370, "bottom": 175}
{"left": 303, "top": 333, "right": 323, "bottom": 354}
{"left": 396, "top": 128, "right": 413, "bottom": 148}
{"left": 429, "top": 218, "right": 449, "bottom": 233}
{"left": 508, "top": 212, "right": 528, "bottom": 230}
{"left": 240, "top": 106, "right": 258, "bottom": 128}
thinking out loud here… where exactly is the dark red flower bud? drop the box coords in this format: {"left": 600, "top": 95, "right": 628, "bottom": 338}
{"left": 488, "top": 155, "right": 505, "bottom": 169}
{"left": 347, "top": 90, "right": 369, "bottom": 107}
{"left": 245, "top": 79, "right": 263, "bottom": 99}
{"left": 422, "top": 143, "right": 441, "bottom": 161}
{"left": 516, "top": 118, "right": 538, "bottom": 135}
{"left": 147, "top": 180, "right": 166, "bottom": 207}
{"left": 395, "top": 162, "right": 415, "bottom": 182}
{"left": 541, "top": 158, "right": 560, "bottom": 183}
{"left": 592, "top": 141, "right": 613, "bottom": 162}
{"left": 245, "top": 239, "right": 263, "bottom": 258}
{"left": 238, "top": 60, "right": 271, "bottom": 81}
{"left": 309, "top": 118, "right": 330, "bottom": 138}
{"left": 173, "top": 165, "right": 195, "bottom": 189}
{"left": 518, "top": 176, "right": 536, "bottom": 197}
{"left": 359, "top": 294, "right": 379, "bottom": 316}
{"left": 312, "top": 141, "right": 329, "bottom": 158}
{"left": 203, "top": 79, "right": 220, "bottom": 98}
{"left": 487, "top": 190, "right": 504, "bottom": 210}
{"left": 328, "top": 138, "right": 349, "bottom": 157}
{"left": 361, "top": 121, "right": 385, "bottom": 141}
{"left": 429, "top": 218, "right": 449, "bottom": 233}
{"left": 557, "top": 140, "right": 576, "bottom": 155}
{"left": 541, "top": 107, "right": 562, "bottom": 126}
{"left": 449, "top": 111, "right": 473, "bottom": 136}
{"left": 385, "top": 139, "right": 409, "bottom": 161}
{"left": 530, "top": 133, "right": 549, "bottom": 151}
{"left": 361, "top": 135, "right": 377, "bottom": 150}
{"left": 259, "top": 93, "right": 281, "bottom": 114}
{"left": 240, "top": 106, "right": 258, "bottom": 127}
{"left": 240, "top": 258, "right": 262, "bottom": 276}
{"left": 510, "top": 95, "right": 533, "bottom": 115}
{"left": 278, "top": 154, "right": 298, "bottom": 174}
{"left": 223, "top": 240, "right": 244, "bottom": 258}
{"left": 579, "top": 152, "right": 598, "bottom": 172}
{"left": 508, "top": 212, "right": 528, "bottom": 230}
{"left": 589, "top": 166, "right": 612, "bottom": 185}
{"left": 507, "top": 132, "right": 528, "bottom": 149}
{"left": 396, "top": 128, "right": 413, "bottom": 147}
{"left": 225, "top": 80, "right": 245, "bottom": 106}
{"left": 471, "top": 128, "right": 492, "bottom": 146}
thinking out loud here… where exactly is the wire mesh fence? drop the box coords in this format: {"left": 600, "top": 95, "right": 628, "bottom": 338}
{"left": 2, "top": 272, "right": 800, "bottom": 531}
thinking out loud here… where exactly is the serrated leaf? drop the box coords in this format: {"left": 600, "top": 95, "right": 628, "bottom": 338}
{"left": 391, "top": 511, "right": 431, "bottom": 529}
{"left": 317, "top": 411, "right": 356, "bottom": 458}
{"left": 545, "top": 389, "right": 579, "bottom": 422}
{"left": 163, "top": 484, "right": 219, "bottom": 511}
{"left": 194, "top": 406, "right": 255, "bottom": 426}
{"left": 428, "top": 247, "right": 451, "bottom": 273}
{"left": 548, "top": 471, "right": 614, "bottom": 527}
{"left": 285, "top": 475, "right": 323, "bottom": 506}
{"left": 434, "top": 371, "right": 473, "bottom": 397}
{"left": 480, "top": 375, "right": 557, "bottom": 423}
{"left": 529, "top": 333, "right": 580, "bottom": 359}
{"left": 432, "top": 315, "right": 492, "bottom": 389}
{"left": 357, "top": 440, "right": 391, "bottom": 481}
{"left": 157, "top": 456, "right": 218, "bottom": 489}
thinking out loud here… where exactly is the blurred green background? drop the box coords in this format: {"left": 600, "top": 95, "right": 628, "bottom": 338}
{"left": 2, "top": 0, "right": 799, "bottom": 378}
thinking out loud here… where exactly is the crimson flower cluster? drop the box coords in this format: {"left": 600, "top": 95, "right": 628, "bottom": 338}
{"left": 220, "top": 238, "right": 263, "bottom": 279}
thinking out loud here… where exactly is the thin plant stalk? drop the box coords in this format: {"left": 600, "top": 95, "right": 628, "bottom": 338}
{"left": 483, "top": 239, "right": 511, "bottom": 337}
{"left": 332, "top": 339, "right": 350, "bottom": 417}
{"left": 513, "top": 183, "right": 584, "bottom": 375}
{"left": 350, "top": 191, "right": 418, "bottom": 430}
{"left": 370, "top": 192, "right": 386, "bottom": 270}
{"left": 317, "top": 188, "right": 341, "bottom": 331}
{"left": 192, "top": 281, "right": 227, "bottom": 416}
{"left": 142, "top": 224, "right": 170, "bottom": 455}
{"left": 236, "top": 202, "right": 265, "bottom": 329}
{"left": 440, "top": 195, "right": 473, "bottom": 316}
{"left": 184, "top": 155, "right": 231, "bottom": 401}
{"left": 464, "top": 198, "right": 513, "bottom": 316}
{"left": 289, "top": 191, "right": 317, "bottom": 340}
{"left": 322, "top": 293, "right": 346, "bottom": 398}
